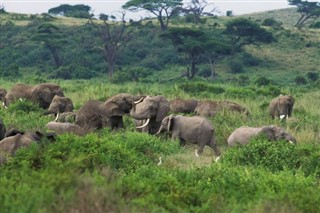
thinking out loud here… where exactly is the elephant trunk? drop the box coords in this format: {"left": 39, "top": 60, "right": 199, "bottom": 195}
{"left": 155, "top": 125, "right": 164, "bottom": 135}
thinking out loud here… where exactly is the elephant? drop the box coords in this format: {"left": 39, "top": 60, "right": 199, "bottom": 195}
{"left": 75, "top": 93, "right": 142, "bottom": 130}
{"left": 54, "top": 111, "right": 77, "bottom": 123}
{"left": 227, "top": 125, "right": 297, "bottom": 146}
{"left": 46, "top": 121, "right": 88, "bottom": 136}
{"left": 0, "top": 129, "right": 55, "bottom": 165}
{"left": 130, "top": 95, "right": 170, "bottom": 134}
{"left": 0, "top": 118, "right": 6, "bottom": 140}
{"left": 195, "top": 100, "right": 250, "bottom": 117}
{"left": 0, "top": 88, "right": 7, "bottom": 103}
{"left": 4, "top": 83, "right": 65, "bottom": 109}
{"left": 269, "top": 95, "right": 295, "bottom": 119}
{"left": 43, "top": 95, "right": 74, "bottom": 115}
{"left": 156, "top": 115, "right": 220, "bottom": 157}
{"left": 169, "top": 98, "right": 198, "bottom": 114}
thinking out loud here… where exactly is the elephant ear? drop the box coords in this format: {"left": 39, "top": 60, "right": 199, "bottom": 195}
{"left": 103, "top": 102, "right": 124, "bottom": 117}
{"left": 155, "top": 97, "right": 170, "bottom": 122}
{"left": 262, "top": 125, "right": 277, "bottom": 141}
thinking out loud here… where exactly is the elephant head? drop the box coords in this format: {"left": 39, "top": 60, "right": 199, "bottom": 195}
{"left": 44, "top": 95, "right": 74, "bottom": 115}
{"left": 30, "top": 83, "right": 65, "bottom": 109}
{"left": 227, "top": 125, "right": 296, "bottom": 146}
{"left": 75, "top": 93, "right": 139, "bottom": 130}
{"left": 130, "top": 95, "right": 170, "bottom": 134}
{"left": 269, "top": 95, "right": 295, "bottom": 119}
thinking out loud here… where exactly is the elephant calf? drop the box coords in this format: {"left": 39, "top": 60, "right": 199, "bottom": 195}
{"left": 46, "top": 121, "right": 88, "bottom": 136}
{"left": 227, "top": 125, "right": 296, "bottom": 146}
{"left": 156, "top": 115, "right": 220, "bottom": 158}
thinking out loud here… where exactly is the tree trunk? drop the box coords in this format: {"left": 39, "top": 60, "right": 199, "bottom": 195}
{"left": 48, "top": 45, "right": 62, "bottom": 67}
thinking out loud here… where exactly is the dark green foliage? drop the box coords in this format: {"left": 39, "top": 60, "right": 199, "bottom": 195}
{"left": 48, "top": 4, "right": 91, "bottom": 18}
{"left": 255, "top": 76, "right": 273, "bottom": 86}
{"left": 7, "top": 100, "right": 43, "bottom": 114}
{"left": 261, "top": 18, "right": 282, "bottom": 27}
{"left": 294, "top": 76, "right": 307, "bottom": 85}
{"left": 178, "top": 82, "right": 225, "bottom": 95}
{"left": 242, "top": 52, "right": 261, "bottom": 66}
{"left": 289, "top": 0, "right": 320, "bottom": 27}
{"left": 229, "top": 59, "right": 244, "bottom": 73}
{"left": 310, "top": 21, "right": 320, "bottom": 28}
{"left": 306, "top": 72, "right": 319, "bottom": 81}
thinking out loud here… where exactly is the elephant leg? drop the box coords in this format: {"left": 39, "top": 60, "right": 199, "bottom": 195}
{"left": 179, "top": 138, "right": 186, "bottom": 146}
{"left": 196, "top": 143, "right": 205, "bottom": 156}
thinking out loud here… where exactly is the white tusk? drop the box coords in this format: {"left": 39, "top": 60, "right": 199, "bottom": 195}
{"left": 215, "top": 156, "right": 221, "bottom": 162}
{"left": 289, "top": 140, "right": 294, "bottom": 145}
{"left": 195, "top": 150, "right": 199, "bottom": 157}
{"left": 280, "top": 114, "right": 286, "bottom": 120}
{"left": 157, "top": 157, "right": 162, "bottom": 166}
{"left": 134, "top": 97, "right": 144, "bottom": 104}
{"left": 54, "top": 113, "right": 60, "bottom": 122}
{"left": 19, "top": 98, "right": 23, "bottom": 101}
{"left": 136, "top": 118, "right": 150, "bottom": 129}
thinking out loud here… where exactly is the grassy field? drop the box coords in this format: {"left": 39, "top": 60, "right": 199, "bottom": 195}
{"left": 0, "top": 79, "right": 319, "bottom": 213}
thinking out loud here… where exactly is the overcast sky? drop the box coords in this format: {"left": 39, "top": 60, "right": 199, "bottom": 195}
{"left": 1, "top": 0, "right": 294, "bottom": 19}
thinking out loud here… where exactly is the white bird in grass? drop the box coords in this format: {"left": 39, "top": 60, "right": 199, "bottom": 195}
{"left": 157, "top": 157, "right": 162, "bottom": 166}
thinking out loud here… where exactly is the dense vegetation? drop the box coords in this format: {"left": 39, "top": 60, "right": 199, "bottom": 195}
{"left": 0, "top": 7, "right": 320, "bottom": 213}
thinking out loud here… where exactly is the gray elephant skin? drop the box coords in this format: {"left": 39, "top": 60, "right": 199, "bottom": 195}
{"left": 0, "top": 118, "right": 6, "bottom": 140}
{"left": 0, "top": 129, "right": 55, "bottom": 165}
{"left": 195, "top": 100, "right": 250, "bottom": 117}
{"left": 75, "top": 93, "right": 140, "bottom": 130}
{"left": 46, "top": 121, "right": 87, "bottom": 136}
{"left": 130, "top": 95, "right": 170, "bottom": 134}
{"left": 44, "top": 95, "right": 74, "bottom": 115}
{"left": 169, "top": 98, "right": 198, "bottom": 114}
{"left": 156, "top": 115, "right": 221, "bottom": 157}
{"left": 269, "top": 95, "right": 295, "bottom": 119}
{"left": 227, "top": 125, "right": 296, "bottom": 146}
{"left": 55, "top": 112, "right": 76, "bottom": 123}
{"left": 4, "top": 83, "right": 65, "bottom": 109}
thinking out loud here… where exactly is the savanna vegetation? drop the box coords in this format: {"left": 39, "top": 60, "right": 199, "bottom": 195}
{"left": 0, "top": 2, "right": 320, "bottom": 212}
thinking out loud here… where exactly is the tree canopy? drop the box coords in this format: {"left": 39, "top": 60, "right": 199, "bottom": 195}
{"left": 48, "top": 4, "right": 91, "bottom": 18}
{"left": 122, "top": 0, "right": 183, "bottom": 30}
{"left": 288, "top": 0, "right": 320, "bottom": 27}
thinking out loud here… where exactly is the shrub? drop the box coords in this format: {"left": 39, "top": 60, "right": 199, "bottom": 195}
{"left": 242, "top": 52, "right": 260, "bottom": 66}
{"left": 178, "top": 82, "right": 225, "bottom": 95}
{"left": 261, "top": 18, "right": 281, "bottom": 27}
{"left": 254, "top": 76, "right": 272, "bottom": 86}
{"left": 294, "top": 76, "right": 307, "bottom": 85}
{"left": 310, "top": 21, "right": 320, "bottom": 29}
{"left": 306, "top": 72, "right": 318, "bottom": 81}
{"left": 229, "top": 59, "right": 244, "bottom": 74}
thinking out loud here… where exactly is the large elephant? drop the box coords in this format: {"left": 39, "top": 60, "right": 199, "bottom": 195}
{"left": 0, "top": 88, "right": 7, "bottom": 103}
{"left": 43, "top": 95, "right": 74, "bottom": 115}
{"left": 0, "top": 129, "right": 55, "bottom": 165}
{"left": 227, "top": 125, "right": 296, "bottom": 146}
{"left": 130, "top": 95, "right": 170, "bottom": 134}
{"left": 169, "top": 98, "right": 198, "bottom": 114}
{"left": 46, "top": 121, "right": 87, "bottom": 136}
{"left": 4, "top": 83, "right": 65, "bottom": 109}
{"left": 269, "top": 95, "right": 295, "bottom": 119}
{"left": 75, "top": 93, "right": 141, "bottom": 130}
{"left": 156, "top": 115, "right": 221, "bottom": 157}
{"left": 195, "top": 100, "right": 250, "bottom": 117}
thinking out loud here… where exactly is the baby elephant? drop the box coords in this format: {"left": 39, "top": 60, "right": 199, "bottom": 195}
{"left": 227, "top": 125, "right": 296, "bottom": 146}
{"left": 156, "top": 115, "right": 220, "bottom": 158}
{"left": 45, "top": 121, "right": 88, "bottom": 136}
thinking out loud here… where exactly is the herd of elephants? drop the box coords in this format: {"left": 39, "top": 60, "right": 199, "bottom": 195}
{"left": 0, "top": 83, "right": 297, "bottom": 164}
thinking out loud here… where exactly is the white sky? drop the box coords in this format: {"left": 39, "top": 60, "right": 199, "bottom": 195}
{"left": 1, "top": 0, "right": 295, "bottom": 19}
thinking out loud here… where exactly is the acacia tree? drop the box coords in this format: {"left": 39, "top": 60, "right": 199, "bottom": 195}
{"left": 122, "top": 0, "right": 183, "bottom": 30}
{"left": 182, "top": 0, "right": 218, "bottom": 23}
{"left": 288, "top": 0, "right": 320, "bottom": 27}
{"left": 224, "top": 18, "right": 275, "bottom": 53}
{"left": 48, "top": 4, "right": 91, "bottom": 18}
{"left": 161, "top": 28, "right": 207, "bottom": 79}
{"left": 32, "top": 23, "right": 64, "bottom": 67}
{"left": 89, "top": 12, "right": 134, "bottom": 81}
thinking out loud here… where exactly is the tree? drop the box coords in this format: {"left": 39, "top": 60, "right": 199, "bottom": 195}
{"left": 182, "top": 0, "right": 218, "bottom": 24}
{"left": 122, "top": 0, "right": 183, "bottom": 30}
{"left": 161, "top": 28, "right": 208, "bottom": 79}
{"left": 89, "top": 12, "right": 134, "bottom": 81}
{"left": 224, "top": 18, "right": 275, "bottom": 53}
{"left": 48, "top": 4, "right": 91, "bottom": 18}
{"left": 31, "top": 23, "right": 65, "bottom": 67}
{"left": 288, "top": 0, "right": 320, "bottom": 27}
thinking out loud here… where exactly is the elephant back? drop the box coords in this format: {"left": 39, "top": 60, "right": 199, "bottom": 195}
{"left": 169, "top": 98, "right": 198, "bottom": 114}
{"left": 4, "top": 83, "right": 33, "bottom": 106}
{"left": 31, "top": 83, "right": 65, "bottom": 109}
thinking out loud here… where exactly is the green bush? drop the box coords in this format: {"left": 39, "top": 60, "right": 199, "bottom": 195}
{"left": 178, "top": 82, "right": 225, "bottom": 95}
{"left": 307, "top": 72, "right": 318, "bottom": 81}
{"left": 254, "top": 76, "right": 273, "bottom": 86}
{"left": 229, "top": 59, "right": 244, "bottom": 74}
{"left": 294, "top": 76, "right": 307, "bottom": 85}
